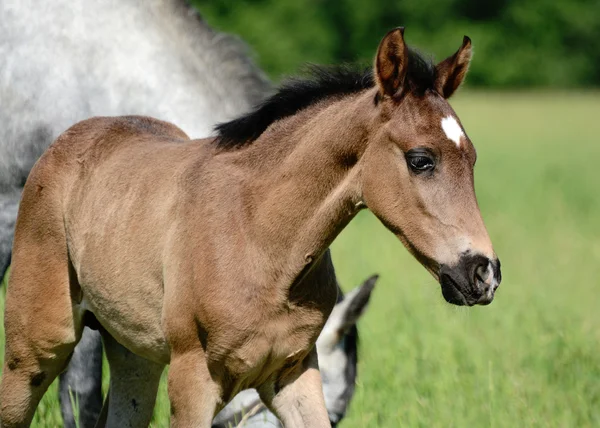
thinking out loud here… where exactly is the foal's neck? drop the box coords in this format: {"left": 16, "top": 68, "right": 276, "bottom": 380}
{"left": 229, "top": 89, "right": 376, "bottom": 272}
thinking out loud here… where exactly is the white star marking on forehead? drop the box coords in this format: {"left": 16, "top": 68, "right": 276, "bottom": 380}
{"left": 441, "top": 116, "right": 464, "bottom": 147}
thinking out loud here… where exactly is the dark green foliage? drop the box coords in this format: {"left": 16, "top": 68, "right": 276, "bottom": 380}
{"left": 192, "top": 0, "right": 600, "bottom": 88}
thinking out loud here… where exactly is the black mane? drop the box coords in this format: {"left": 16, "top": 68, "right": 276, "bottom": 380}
{"left": 214, "top": 48, "right": 435, "bottom": 150}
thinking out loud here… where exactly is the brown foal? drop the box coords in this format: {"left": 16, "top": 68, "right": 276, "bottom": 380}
{"left": 0, "top": 28, "right": 501, "bottom": 427}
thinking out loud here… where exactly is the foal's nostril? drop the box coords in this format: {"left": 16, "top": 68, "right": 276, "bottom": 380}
{"left": 494, "top": 258, "right": 502, "bottom": 288}
{"left": 474, "top": 260, "right": 489, "bottom": 285}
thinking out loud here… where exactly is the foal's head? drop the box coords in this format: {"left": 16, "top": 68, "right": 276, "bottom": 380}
{"left": 362, "top": 28, "right": 501, "bottom": 305}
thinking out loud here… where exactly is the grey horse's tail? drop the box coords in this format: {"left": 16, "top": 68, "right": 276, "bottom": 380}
{"left": 0, "top": 191, "right": 19, "bottom": 282}
{"left": 1, "top": 250, "right": 10, "bottom": 282}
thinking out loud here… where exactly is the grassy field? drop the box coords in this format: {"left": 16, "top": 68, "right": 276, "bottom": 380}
{"left": 1, "top": 92, "right": 599, "bottom": 427}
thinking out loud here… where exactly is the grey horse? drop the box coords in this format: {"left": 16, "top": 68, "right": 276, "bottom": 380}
{"left": 1, "top": 0, "right": 373, "bottom": 426}
{"left": 0, "top": 0, "right": 269, "bottom": 277}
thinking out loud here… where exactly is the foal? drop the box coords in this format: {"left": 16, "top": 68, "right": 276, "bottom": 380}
{"left": 0, "top": 28, "right": 501, "bottom": 427}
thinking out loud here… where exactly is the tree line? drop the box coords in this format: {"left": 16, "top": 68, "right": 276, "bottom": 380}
{"left": 194, "top": 0, "right": 599, "bottom": 88}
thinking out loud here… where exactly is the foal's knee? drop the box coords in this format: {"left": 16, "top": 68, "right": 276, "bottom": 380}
{"left": 0, "top": 360, "right": 48, "bottom": 427}
{"left": 2, "top": 352, "right": 49, "bottom": 391}
{"left": 0, "top": 334, "right": 77, "bottom": 427}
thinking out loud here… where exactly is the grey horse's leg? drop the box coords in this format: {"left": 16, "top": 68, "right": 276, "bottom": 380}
{"left": 0, "top": 248, "right": 10, "bottom": 284}
{"left": 97, "top": 332, "right": 164, "bottom": 428}
{"left": 59, "top": 327, "right": 104, "bottom": 428}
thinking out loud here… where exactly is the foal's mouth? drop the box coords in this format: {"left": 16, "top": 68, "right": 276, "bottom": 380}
{"left": 440, "top": 274, "right": 478, "bottom": 306}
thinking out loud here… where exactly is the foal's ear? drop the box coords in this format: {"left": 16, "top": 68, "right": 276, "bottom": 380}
{"left": 337, "top": 274, "right": 378, "bottom": 334}
{"left": 374, "top": 28, "right": 409, "bottom": 98}
{"left": 435, "top": 36, "right": 473, "bottom": 99}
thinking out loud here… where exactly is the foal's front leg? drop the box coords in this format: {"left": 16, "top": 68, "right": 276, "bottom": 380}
{"left": 168, "top": 350, "right": 222, "bottom": 428}
{"left": 260, "top": 348, "right": 330, "bottom": 428}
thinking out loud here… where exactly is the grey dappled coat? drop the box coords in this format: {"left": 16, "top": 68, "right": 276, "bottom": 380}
{"left": 0, "top": 0, "right": 270, "bottom": 278}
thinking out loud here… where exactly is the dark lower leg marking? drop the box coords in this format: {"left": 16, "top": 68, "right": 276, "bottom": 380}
{"left": 7, "top": 357, "right": 20, "bottom": 371}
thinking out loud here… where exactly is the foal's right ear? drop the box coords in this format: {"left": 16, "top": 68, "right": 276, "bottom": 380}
{"left": 434, "top": 36, "right": 473, "bottom": 98}
{"left": 374, "top": 28, "right": 409, "bottom": 98}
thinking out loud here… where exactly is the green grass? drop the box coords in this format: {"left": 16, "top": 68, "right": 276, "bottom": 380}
{"left": 2, "top": 92, "right": 600, "bottom": 427}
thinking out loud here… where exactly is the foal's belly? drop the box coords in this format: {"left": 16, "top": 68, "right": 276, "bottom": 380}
{"left": 79, "top": 270, "right": 170, "bottom": 364}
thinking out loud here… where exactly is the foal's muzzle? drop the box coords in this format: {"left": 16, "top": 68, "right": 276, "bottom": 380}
{"left": 439, "top": 254, "right": 501, "bottom": 306}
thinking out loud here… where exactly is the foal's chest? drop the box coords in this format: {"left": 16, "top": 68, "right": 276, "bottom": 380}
{"left": 206, "top": 256, "right": 339, "bottom": 395}
{"left": 213, "top": 301, "right": 333, "bottom": 396}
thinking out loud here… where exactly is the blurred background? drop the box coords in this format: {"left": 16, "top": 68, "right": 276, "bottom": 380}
{"left": 194, "top": 0, "right": 600, "bottom": 87}
{"left": 2, "top": 0, "right": 599, "bottom": 427}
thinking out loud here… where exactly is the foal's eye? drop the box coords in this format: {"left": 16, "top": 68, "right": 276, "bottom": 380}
{"left": 406, "top": 150, "right": 435, "bottom": 173}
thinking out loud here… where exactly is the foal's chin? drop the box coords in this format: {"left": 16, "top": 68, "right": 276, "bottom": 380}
{"left": 440, "top": 275, "right": 495, "bottom": 307}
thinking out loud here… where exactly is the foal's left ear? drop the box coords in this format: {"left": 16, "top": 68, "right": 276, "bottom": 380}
{"left": 435, "top": 36, "right": 473, "bottom": 99}
{"left": 374, "top": 28, "right": 409, "bottom": 98}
